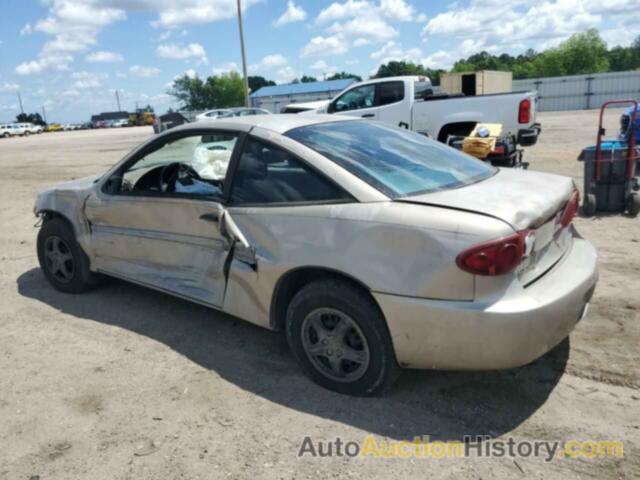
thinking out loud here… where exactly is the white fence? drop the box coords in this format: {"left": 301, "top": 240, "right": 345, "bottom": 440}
{"left": 513, "top": 70, "right": 640, "bottom": 112}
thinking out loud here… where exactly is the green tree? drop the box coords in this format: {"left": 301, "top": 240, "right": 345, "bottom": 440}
{"left": 555, "top": 28, "right": 609, "bottom": 75}
{"left": 169, "top": 72, "right": 245, "bottom": 110}
{"left": 326, "top": 71, "right": 363, "bottom": 82}
{"left": 372, "top": 61, "right": 444, "bottom": 85}
{"left": 300, "top": 75, "right": 318, "bottom": 83}
{"left": 248, "top": 75, "right": 275, "bottom": 93}
{"left": 16, "top": 112, "right": 46, "bottom": 126}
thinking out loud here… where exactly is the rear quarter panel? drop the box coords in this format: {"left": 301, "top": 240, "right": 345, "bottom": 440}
{"left": 223, "top": 201, "right": 513, "bottom": 329}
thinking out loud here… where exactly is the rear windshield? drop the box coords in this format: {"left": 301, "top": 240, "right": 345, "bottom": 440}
{"left": 285, "top": 121, "right": 495, "bottom": 197}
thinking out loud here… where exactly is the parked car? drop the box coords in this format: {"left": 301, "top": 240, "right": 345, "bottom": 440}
{"left": 313, "top": 76, "right": 541, "bottom": 145}
{"left": 45, "top": 123, "right": 63, "bottom": 132}
{"left": 111, "top": 118, "right": 130, "bottom": 128}
{"left": 17, "top": 123, "right": 44, "bottom": 135}
{"left": 0, "top": 124, "right": 20, "bottom": 138}
{"left": 195, "top": 109, "right": 233, "bottom": 122}
{"left": 10, "top": 123, "right": 28, "bottom": 136}
{"left": 281, "top": 100, "right": 332, "bottom": 114}
{"left": 34, "top": 115, "right": 597, "bottom": 395}
{"left": 218, "top": 107, "right": 271, "bottom": 118}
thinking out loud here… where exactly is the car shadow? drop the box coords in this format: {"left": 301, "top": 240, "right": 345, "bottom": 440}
{"left": 17, "top": 267, "right": 569, "bottom": 441}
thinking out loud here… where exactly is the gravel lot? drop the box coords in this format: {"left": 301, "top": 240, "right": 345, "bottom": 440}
{"left": 0, "top": 111, "right": 638, "bottom": 479}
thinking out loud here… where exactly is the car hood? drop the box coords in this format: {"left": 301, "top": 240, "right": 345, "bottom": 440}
{"left": 398, "top": 168, "right": 575, "bottom": 230}
{"left": 35, "top": 174, "right": 100, "bottom": 212}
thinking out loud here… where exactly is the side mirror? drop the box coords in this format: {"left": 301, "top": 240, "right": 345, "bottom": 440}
{"left": 327, "top": 102, "right": 335, "bottom": 114}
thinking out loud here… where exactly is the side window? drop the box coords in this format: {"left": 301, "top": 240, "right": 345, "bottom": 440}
{"left": 108, "top": 132, "right": 238, "bottom": 197}
{"left": 377, "top": 81, "right": 404, "bottom": 106}
{"left": 230, "top": 139, "right": 351, "bottom": 205}
{"left": 333, "top": 84, "right": 375, "bottom": 112}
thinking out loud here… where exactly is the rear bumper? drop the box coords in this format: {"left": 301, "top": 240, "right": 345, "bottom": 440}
{"left": 374, "top": 236, "right": 598, "bottom": 370}
{"left": 517, "top": 123, "right": 541, "bottom": 146}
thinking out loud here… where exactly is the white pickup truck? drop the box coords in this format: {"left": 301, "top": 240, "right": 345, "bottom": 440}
{"left": 311, "top": 76, "right": 540, "bottom": 146}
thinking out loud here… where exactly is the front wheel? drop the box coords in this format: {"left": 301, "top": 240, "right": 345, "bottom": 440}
{"left": 37, "top": 217, "right": 100, "bottom": 293}
{"left": 286, "top": 279, "right": 400, "bottom": 396}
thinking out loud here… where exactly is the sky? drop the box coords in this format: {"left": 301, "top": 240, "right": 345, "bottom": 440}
{"left": 0, "top": 0, "right": 638, "bottom": 123}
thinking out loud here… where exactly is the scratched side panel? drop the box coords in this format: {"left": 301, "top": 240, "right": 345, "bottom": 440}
{"left": 222, "top": 201, "right": 513, "bottom": 328}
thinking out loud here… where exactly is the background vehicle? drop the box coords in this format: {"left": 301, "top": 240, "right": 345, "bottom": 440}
{"left": 10, "top": 123, "right": 27, "bottom": 136}
{"left": 45, "top": 123, "right": 63, "bottom": 132}
{"left": 217, "top": 107, "right": 271, "bottom": 118}
{"left": 111, "top": 119, "right": 130, "bottom": 128}
{"left": 315, "top": 76, "right": 540, "bottom": 145}
{"left": 0, "top": 124, "right": 20, "bottom": 138}
{"left": 17, "top": 123, "right": 44, "bottom": 135}
{"left": 281, "top": 100, "right": 330, "bottom": 114}
{"left": 195, "top": 109, "right": 233, "bottom": 121}
{"left": 34, "top": 115, "right": 596, "bottom": 395}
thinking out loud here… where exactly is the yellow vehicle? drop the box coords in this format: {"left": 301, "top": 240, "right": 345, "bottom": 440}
{"left": 44, "top": 123, "right": 63, "bottom": 132}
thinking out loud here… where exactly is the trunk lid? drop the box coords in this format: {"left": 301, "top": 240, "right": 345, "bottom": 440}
{"left": 398, "top": 168, "right": 576, "bottom": 285}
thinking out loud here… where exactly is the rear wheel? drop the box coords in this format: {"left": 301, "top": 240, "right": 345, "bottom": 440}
{"left": 286, "top": 279, "right": 400, "bottom": 396}
{"left": 627, "top": 193, "right": 640, "bottom": 217}
{"left": 24, "top": 131, "right": 30, "bottom": 137}
{"left": 37, "top": 217, "right": 100, "bottom": 293}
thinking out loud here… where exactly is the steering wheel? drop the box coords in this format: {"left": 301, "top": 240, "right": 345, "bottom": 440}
{"left": 159, "top": 162, "right": 201, "bottom": 192}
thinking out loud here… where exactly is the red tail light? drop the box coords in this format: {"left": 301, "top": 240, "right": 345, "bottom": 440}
{"left": 456, "top": 231, "right": 531, "bottom": 276}
{"left": 518, "top": 98, "right": 531, "bottom": 124}
{"left": 560, "top": 189, "right": 579, "bottom": 228}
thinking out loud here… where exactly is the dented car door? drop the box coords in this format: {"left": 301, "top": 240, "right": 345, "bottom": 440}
{"left": 84, "top": 195, "right": 230, "bottom": 307}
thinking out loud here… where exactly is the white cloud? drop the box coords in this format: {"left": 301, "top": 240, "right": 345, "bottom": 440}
{"left": 308, "top": 60, "right": 338, "bottom": 75}
{"left": 301, "top": 35, "right": 349, "bottom": 57}
{"left": 273, "top": 1, "right": 307, "bottom": 27}
{"left": 0, "top": 82, "right": 20, "bottom": 93}
{"left": 212, "top": 61, "right": 239, "bottom": 75}
{"left": 275, "top": 66, "right": 300, "bottom": 84}
{"left": 419, "top": 0, "right": 637, "bottom": 54}
{"left": 20, "top": 24, "right": 32, "bottom": 35}
{"left": 371, "top": 41, "right": 422, "bottom": 64}
{"left": 156, "top": 43, "right": 208, "bottom": 63}
{"left": 130, "top": 65, "right": 161, "bottom": 77}
{"left": 305, "top": 0, "right": 415, "bottom": 56}
{"left": 416, "top": 13, "right": 427, "bottom": 22}
{"left": 250, "top": 54, "right": 289, "bottom": 72}
{"left": 19, "top": 0, "right": 261, "bottom": 74}
{"left": 378, "top": 0, "right": 415, "bottom": 22}
{"left": 72, "top": 71, "right": 107, "bottom": 89}
{"left": 16, "top": 54, "right": 73, "bottom": 75}
{"left": 149, "top": 0, "right": 262, "bottom": 28}
{"left": 86, "top": 51, "right": 124, "bottom": 63}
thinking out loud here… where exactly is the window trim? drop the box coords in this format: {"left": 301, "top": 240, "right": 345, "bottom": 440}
{"left": 101, "top": 128, "right": 247, "bottom": 204}
{"left": 225, "top": 133, "right": 356, "bottom": 208}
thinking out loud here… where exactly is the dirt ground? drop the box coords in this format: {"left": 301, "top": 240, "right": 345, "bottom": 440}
{"left": 0, "top": 111, "right": 638, "bottom": 479}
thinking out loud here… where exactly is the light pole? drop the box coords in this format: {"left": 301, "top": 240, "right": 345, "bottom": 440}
{"left": 236, "top": 0, "right": 250, "bottom": 107}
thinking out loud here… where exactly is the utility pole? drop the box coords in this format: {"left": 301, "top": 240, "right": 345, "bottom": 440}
{"left": 42, "top": 105, "right": 47, "bottom": 123}
{"left": 236, "top": 0, "right": 250, "bottom": 107}
{"left": 17, "top": 92, "right": 25, "bottom": 115}
{"left": 115, "top": 90, "right": 122, "bottom": 111}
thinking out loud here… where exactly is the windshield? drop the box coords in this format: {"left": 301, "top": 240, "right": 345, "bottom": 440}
{"left": 285, "top": 121, "right": 495, "bottom": 197}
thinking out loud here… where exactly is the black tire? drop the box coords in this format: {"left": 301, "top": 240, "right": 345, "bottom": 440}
{"left": 24, "top": 131, "right": 30, "bottom": 137}
{"left": 583, "top": 193, "right": 596, "bottom": 217}
{"left": 37, "top": 217, "right": 100, "bottom": 293}
{"left": 627, "top": 193, "right": 640, "bottom": 217}
{"left": 285, "top": 279, "right": 400, "bottom": 396}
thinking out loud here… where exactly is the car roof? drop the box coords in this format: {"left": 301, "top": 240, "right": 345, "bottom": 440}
{"left": 172, "top": 113, "right": 357, "bottom": 134}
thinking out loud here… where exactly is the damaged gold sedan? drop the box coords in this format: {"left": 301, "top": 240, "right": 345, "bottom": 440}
{"left": 34, "top": 115, "right": 598, "bottom": 395}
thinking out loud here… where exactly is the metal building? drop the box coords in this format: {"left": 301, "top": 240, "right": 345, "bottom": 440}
{"left": 250, "top": 79, "right": 355, "bottom": 113}
{"left": 513, "top": 70, "right": 640, "bottom": 112}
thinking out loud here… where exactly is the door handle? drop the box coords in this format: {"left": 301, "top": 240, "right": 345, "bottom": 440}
{"left": 361, "top": 114, "right": 375, "bottom": 118}
{"left": 200, "top": 212, "right": 219, "bottom": 223}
